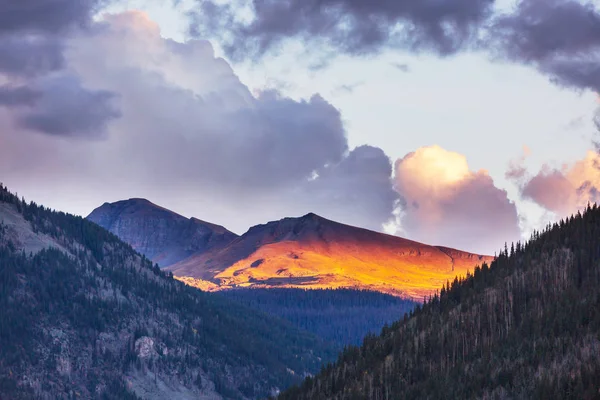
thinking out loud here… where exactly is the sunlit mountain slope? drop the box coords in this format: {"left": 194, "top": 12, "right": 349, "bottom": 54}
{"left": 168, "top": 213, "right": 493, "bottom": 300}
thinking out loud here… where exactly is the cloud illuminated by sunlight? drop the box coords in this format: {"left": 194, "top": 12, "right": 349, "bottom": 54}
{"left": 520, "top": 150, "right": 600, "bottom": 217}
{"left": 392, "top": 145, "right": 521, "bottom": 255}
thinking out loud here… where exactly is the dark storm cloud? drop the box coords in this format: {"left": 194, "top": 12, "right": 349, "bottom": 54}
{"left": 300, "top": 145, "right": 400, "bottom": 232}
{"left": 0, "top": 0, "right": 121, "bottom": 137}
{"left": 0, "top": 0, "right": 103, "bottom": 33}
{"left": 191, "top": 0, "right": 600, "bottom": 97}
{"left": 0, "top": 0, "right": 105, "bottom": 75}
{"left": 489, "top": 0, "right": 600, "bottom": 92}
{"left": 0, "top": 35, "right": 64, "bottom": 77}
{"left": 0, "top": 85, "right": 40, "bottom": 107}
{"left": 215, "top": 91, "right": 349, "bottom": 186}
{"left": 191, "top": 0, "right": 495, "bottom": 60}
{"left": 16, "top": 75, "right": 120, "bottom": 138}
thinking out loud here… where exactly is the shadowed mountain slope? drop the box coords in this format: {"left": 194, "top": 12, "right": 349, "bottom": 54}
{"left": 87, "top": 199, "right": 237, "bottom": 267}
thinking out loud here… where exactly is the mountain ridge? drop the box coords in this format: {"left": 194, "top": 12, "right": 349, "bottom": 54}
{"left": 166, "top": 211, "right": 493, "bottom": 300}
{"left": 86, "top": 199, "right": 492, "bottom": 300}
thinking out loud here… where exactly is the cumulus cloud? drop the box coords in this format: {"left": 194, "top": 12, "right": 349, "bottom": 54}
{"left": 391, "top": 145, "right": 521, "bottom": 255}
{"left": 62, "top": 12, "right": 348, "bottom": 187}
{"left": 514, "top": 150, "right": 600, "bottom": 217}
{"left": 190, "top": 0, "right": 494, "bottom": 60}
{"left": 0, "top": 11, "right": 400, "bottom": 236}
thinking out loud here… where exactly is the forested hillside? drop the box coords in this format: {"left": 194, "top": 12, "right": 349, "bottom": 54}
{"left": 220, "top": 289, "right": 414, "bottom": 347}
{"left": 0, "top": 185, "right": 335, "bottom": 400}
{"left": 278, "top": 205, "right": 600, "bottom": 399}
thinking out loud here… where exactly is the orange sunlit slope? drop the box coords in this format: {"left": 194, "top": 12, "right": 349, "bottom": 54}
{"left": 168, "top": 213, "right": 494, "bottom": 300}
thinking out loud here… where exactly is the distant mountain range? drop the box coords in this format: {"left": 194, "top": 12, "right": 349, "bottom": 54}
{"left": 88, "top": 199, "right": 493, "bottom": 300}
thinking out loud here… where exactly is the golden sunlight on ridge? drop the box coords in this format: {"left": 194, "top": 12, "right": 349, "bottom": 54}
{"left": 169, "top": 213, "right": 494, "bottom": 301}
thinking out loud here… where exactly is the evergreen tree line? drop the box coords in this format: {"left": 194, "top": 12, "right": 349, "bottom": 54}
{"left": 277, "top": 204, "right": 600, "bottom": 400}
{"left": 221, "top": 288, "right": 415, "bottom": 348}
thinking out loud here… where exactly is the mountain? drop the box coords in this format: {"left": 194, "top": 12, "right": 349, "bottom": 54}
{"left": 277, "top": 207, "right": 600, "bottom": 399}
{"left": 87, "top": 199, "right": 237, "bottom": 267}
{"left": 0, "top": 185, "right": 335, "bottom": 400}
{"left": 167, "top": 213, "right": 493, "bottom": 300}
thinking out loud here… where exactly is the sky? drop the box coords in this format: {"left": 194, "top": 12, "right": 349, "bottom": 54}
{"left": 1, "top": 0, "right": 600, "bottom": 255}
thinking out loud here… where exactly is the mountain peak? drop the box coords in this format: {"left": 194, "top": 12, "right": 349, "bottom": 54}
{"left": 300, "top": 212, "right": 321, "bottom": 220}
{"left": 87, "top": 199, "right": 237, "bottom": 267}
{"left": 168, "top": 212, "right": 493, "bottom": 300}
{"left": 125, "top": 197, "right": 154, "bottom": 205}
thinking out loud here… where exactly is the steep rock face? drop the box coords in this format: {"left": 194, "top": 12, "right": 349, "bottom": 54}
{"left": 168, "top": 213, "right": 494, "bottom": 300}
{"left": 87, "top": 199, "right": 237, "bottom": 267}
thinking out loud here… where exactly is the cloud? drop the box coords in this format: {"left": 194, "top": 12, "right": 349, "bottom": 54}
{"left": 0, "top": 0, "right": 121, "bottom": 138}
{"left": 190, "top": 0, "right": 600, "bottom": 99}
{"left": 64, "top": 13, "right": 348, "bottom": 185}
{"left": 0, "top": 0, "right": 101, "bottom": 33}
{"left": 505, "top": 145, "right": 531, "bottom": 181}
{"left": 0, "top": 85, "right": 40, "bottom": 107}
{"left": 489, "top": 0, "right": 600, "bottom": 92}
{"left": 515, "top": 150, "right": 600, "bottom": 217}
{"left": 331, "top": 81, "right": 364, "bottom": 96}
{"left": 14, "top": 74, "right": 121, "bottom": 138}
{"left": 392, "top": 145, "right": 521, "bottom": 254}
{"left": 296, "top": 145, "right": 400, "bottom": 232}
{"left": 390, "top": 62, "right": 411, "bottom": 73}
{"left": 0, "top": 35, "right": 65, "bottom": 77}
{"left": 0, "top": 11, "right": 398, "bottom": 236}
{"left": 190, "top": 0, "right": 495, "bottom": 61}
{"left": 0, "top": 0, "right": 103, "bottom": 76}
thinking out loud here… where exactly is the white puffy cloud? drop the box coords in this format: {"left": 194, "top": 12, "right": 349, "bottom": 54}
{"left": 391, "top": 145, "right": 521, "bottom": 255}
{"left": 517, "top": 150, "right": 600, "bottom": 217}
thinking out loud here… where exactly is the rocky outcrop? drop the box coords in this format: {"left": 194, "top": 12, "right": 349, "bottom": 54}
{"left": 87, "top": 199, "right": 237, "bottom": 267}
